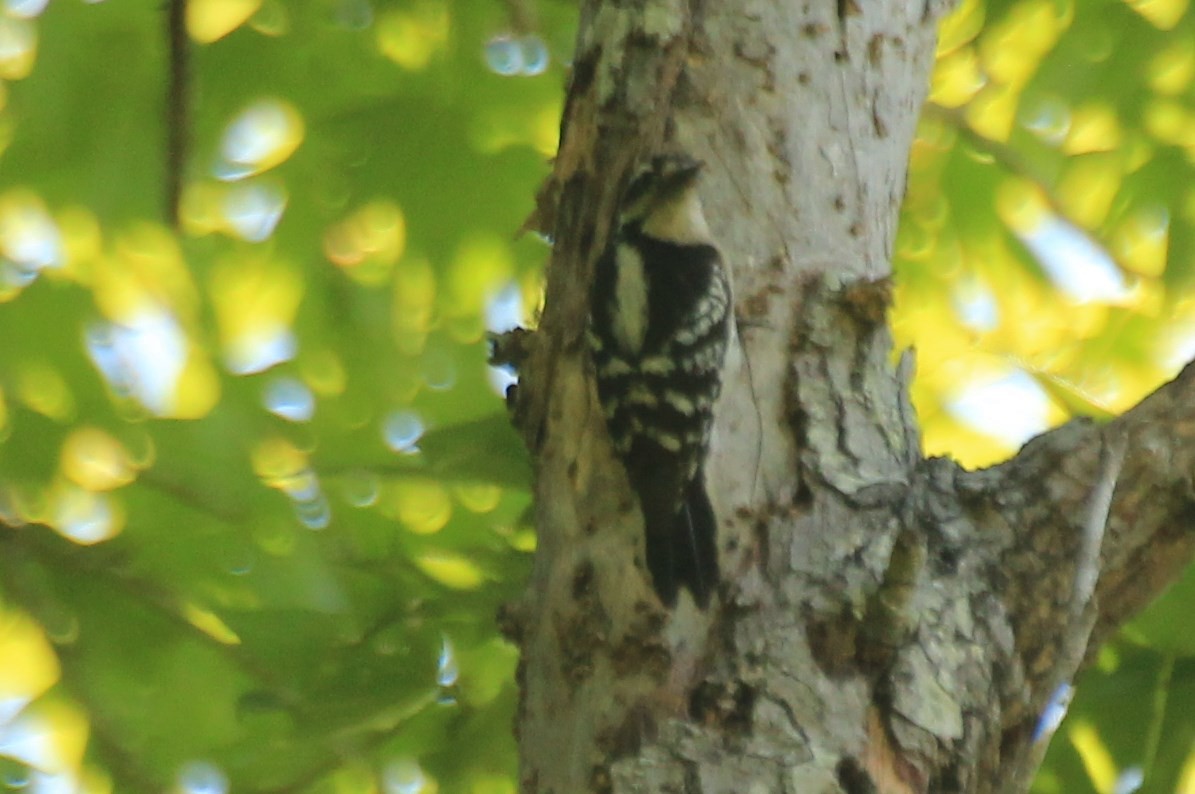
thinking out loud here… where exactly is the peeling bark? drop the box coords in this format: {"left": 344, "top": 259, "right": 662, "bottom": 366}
{"left": 507, "top": 1, "right": 1195, "bottom": 792}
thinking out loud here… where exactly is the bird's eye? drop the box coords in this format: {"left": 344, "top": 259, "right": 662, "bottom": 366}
{"left": 622, "top": 168, "right": 656, "bottom": 206}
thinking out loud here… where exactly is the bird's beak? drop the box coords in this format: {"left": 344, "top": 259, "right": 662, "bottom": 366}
{"left": 679, "top": 157, "right": 704, "bottom": 178}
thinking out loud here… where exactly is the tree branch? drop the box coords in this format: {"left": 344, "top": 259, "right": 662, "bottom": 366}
{"left": 975, "top": 359, "right": 1195, "bottom": 654}
{"left": 946, "top": 360, "right": 1195, "bottom": 789}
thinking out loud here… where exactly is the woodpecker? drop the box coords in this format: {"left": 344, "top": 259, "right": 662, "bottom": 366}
{"left": 587, "top": 153, "right": 730, "bottom": 608}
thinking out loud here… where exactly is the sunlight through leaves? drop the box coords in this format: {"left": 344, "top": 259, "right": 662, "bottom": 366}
{"left": 0, "top": 15, "right": 36, "bottom": 80}
{"left": 436, "top": 635, "right": 458, "bottom": 688}
{"left": 448, "top": 237, "right": 513, "bottom": 337}
{"left": 181, "top": 604, "right": 241, "bottom": 646}
{"left": 0, "top": 699, "right": 88, "bottom": 776}
{"left": 85, "top": 310, "right": 219, "bottom": 419}
{"left": 453, "top": 483, "right": 501, "bottom": 514}
{"left": 0, "top": 190, "right": 61, "bottom": 299}
{"left": 251, "top": 437, "right": 331, "bottom": 530}
{"left": 16, "top": 362, "right": 72, "bottom": 422}
{"left": 210, "top": 255, "right": 301, "bottom": 374}
{"left": 49, "top": 484, "right": 122, "bottom": 544}
{"left": 324, "top": 199, "right": 406, "bottom": 285}
{"left": 4, "top": 0, "right": 48, "bottom": 18}
{"left": 222, "top": 181, "right": 287, "bottom": 242}
{"left": 215, "top": 98, "right": 304, "bottom": 181}
{"left": 1123, "top": 0, "right": 1188, "bottom": 30}
{"left": 176, "top": 760, "right": 228, "bottom": 794}
{"left": 376, "top": 3, "right": 449, "bottom": 71}
{"left": 59, "top": 428, "right": 136, "bottom": 491}
{"left": 382, "top": 759, "right": 433, "bottom": 794}
{"left": 484, "top": 34, "right": 549, "bottom": 77}
{"left": 388, "top": 479, "right": 450, "bottom": 534}
{"left": 383, "top": 410, "right": 424, "bottom": 454}
{"left": 262, "top": 376, "right": 315, "bottom": 422}
{"left": 0, "top": 610, "right": 59, "bottom": 716}
{"left": 415, "top": 551, "right": 482, "bottom": 590}
{"left": 948, "top": 369, "right": 1051, "bottom": 447}
{"left": 1148, "top": 38, "right": 1195, "bottom": 95}
{"left": 187, "top": 0, "right": 262, "bottom": 43}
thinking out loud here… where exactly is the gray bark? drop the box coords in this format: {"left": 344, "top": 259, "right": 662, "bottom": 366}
{"left": 504, "top": 1, "right": 1195, "bottom": 792}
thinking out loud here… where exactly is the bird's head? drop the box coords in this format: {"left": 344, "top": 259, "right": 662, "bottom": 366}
{"left": 618, "top": 154, "right": 712, "bottom": 245}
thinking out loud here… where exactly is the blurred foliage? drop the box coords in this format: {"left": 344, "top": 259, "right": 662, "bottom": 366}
{"left": 0, "top": 0, "right": 564, "bottom": 791}
{"left": 1, "top": 0, "right": 1194, "bottom": 792}
{"left": 893, "top": 0, "right": 1195, "bottom": 791}
{"left": 897, "top": 0, "right": 1195, "bottom": 473}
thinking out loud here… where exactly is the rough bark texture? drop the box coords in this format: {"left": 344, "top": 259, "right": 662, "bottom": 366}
{"left": 505, "top": 1, "right": 1195, "bottom": 793}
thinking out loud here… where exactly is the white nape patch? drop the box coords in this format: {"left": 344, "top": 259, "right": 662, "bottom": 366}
{"left": 612, "top": 245, "right": 649, "bottom": 353}
{"left": 641, "top": 187, "right": 712, "bottom": 245}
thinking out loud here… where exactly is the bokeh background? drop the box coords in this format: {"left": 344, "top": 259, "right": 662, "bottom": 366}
{"left": 1, "top": 0, "right": 1194, "bottom": 791}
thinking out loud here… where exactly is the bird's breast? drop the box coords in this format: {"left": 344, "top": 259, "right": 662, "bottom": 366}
{"left": 610, "top": 243, "right": 649, "bottom": 355}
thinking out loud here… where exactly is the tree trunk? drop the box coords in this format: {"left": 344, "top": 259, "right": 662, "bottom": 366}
{"left": 504, "top": 1, "right": 1195, "bottom": 792}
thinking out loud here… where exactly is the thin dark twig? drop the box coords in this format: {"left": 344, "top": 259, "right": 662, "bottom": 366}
{"left": 503, "top": 0, "right": 538, "bottom": 33}
{"left": 165, "top": 0, "right": 188, "bottom": 228}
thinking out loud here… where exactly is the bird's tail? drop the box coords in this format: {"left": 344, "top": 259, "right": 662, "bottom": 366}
{"left": 645, "top": 475, "right": 720, "bottom": 608}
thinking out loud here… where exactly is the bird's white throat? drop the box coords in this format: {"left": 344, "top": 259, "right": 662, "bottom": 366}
{"left": 642, "top": 190, "right": 712, "bottom": 245}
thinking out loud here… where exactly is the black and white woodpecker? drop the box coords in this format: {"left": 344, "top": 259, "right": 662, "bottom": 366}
{"left": 587, "top": 154, "right": 731, "bottom": 608}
